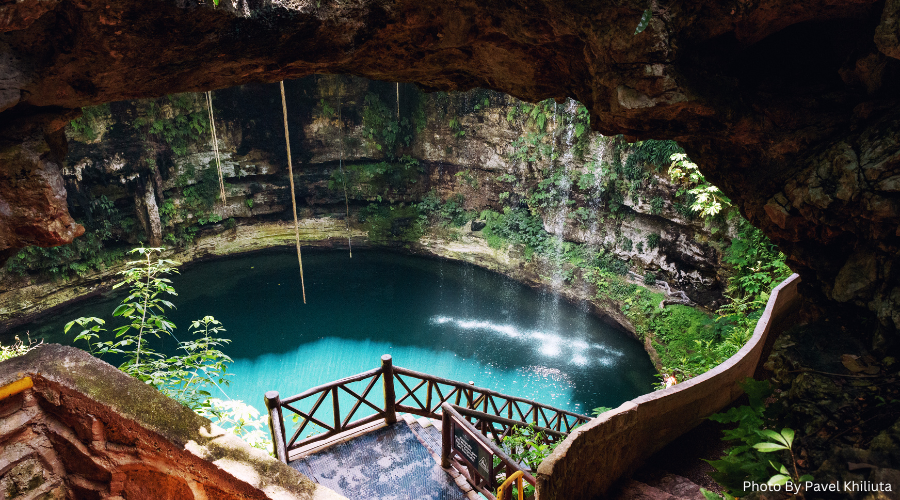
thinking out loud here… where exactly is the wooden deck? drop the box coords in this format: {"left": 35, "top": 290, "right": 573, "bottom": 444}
{"left": 289, "top": 414, "right": 484, "bottom": 500}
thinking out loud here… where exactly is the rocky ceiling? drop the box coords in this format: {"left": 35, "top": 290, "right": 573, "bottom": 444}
{"left": 1, "top": 0, "right": 898, "bottom": 338}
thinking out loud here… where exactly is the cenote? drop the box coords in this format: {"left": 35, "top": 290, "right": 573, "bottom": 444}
{"left": 5, "top": 249, "right": 657, "bottom": 419}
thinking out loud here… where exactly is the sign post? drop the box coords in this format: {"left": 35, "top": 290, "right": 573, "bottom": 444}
{"left": 451, "top": 418, "right": 494, "bottom": 486}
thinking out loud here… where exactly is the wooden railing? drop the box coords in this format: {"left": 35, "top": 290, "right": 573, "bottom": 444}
{"left": 391, "top": 366, "right": 589, "bottom": 435}
{"left": 441, "top": 402, "right": 537, "bottom": 500}
{"left": 264, "top": 354, "right": 591, "bottom": 464}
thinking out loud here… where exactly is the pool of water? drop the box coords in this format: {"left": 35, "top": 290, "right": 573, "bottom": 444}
{"left": 3, "top": 249, "right": 657, "bottom": 422}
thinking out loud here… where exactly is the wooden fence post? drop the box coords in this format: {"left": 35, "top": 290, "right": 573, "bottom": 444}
{"left": 264, "top": 391, "right": 288, "bottom": 463}
{"left": 332, "top": 387, "right": 341, "bottom": 431}
{"left": 382, "top": 354, "right": 397, "bottom": 424}
{"left": 441, "top": 410, "right": 451, "bottom": 468}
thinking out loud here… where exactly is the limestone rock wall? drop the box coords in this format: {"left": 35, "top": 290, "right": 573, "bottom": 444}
{"left": 0, "top": 76, "right": 732, "bottom": 327}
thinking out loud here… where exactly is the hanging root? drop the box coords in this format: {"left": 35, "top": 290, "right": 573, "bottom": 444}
{"left": 280, "top": 81, "right": 307, "bottom": 304}
{"left": 339, "top": 91, "right": 352, "bottom": 258}
{"left": 206, "top": 91, "right": 227, "bottom": 214}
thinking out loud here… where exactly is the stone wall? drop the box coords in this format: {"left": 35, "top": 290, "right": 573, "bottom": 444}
{"left": 0, "top": 345, "right": 345, "bottom": 500}
{"left": 534, "top": 274, "right": 803, "bottom": 499}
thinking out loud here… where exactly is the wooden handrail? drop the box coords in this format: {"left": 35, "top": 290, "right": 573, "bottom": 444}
{"left": 441, "top": 402, "right": 536, "bottom": 498}
{"left": 392, "top": 366, "right": 589, "bottom": 422}
{"left": 267, "top": 355, "right": 591, "bottom": 463}
{"left": 280, "top": 367, "right": 383, "bottom": 404}
{"left": 453, "top": 405, "right": 567, "bottom": 439}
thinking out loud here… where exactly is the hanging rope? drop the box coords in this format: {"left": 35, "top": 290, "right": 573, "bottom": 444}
{"left": 279, "top": 81, "right": 307, "bottom": 304}
{"left": 205, "top": 91, "right": 227, "bottom": 213}
{"left": 338, "top": 90, "right": 352, "bottom": 258}
{"left": 396, "top": 82, "right": 400, "bottom": 119}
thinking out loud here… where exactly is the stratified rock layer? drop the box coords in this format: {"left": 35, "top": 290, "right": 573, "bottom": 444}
{"left": 0, "top": 0, "right": 898, "bottom": 334}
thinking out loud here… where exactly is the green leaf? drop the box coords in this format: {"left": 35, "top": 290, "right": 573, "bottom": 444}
{"left": 760, "top": 429, "right": 789, "bottom": 447}
{"left": 780, "top": 428, "right": 794, "bottom": 447}
{"left": 767, "top": 474, "right": 790, "bottom": 486}
{"left": 700, "top": 489, "right": 723, "bottom": 500}
{"left": 753, "top": 442, "right": 789, "bottom": 452}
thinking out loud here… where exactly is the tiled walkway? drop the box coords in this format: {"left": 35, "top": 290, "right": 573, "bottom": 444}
{"left": 289, "top": 418, "right": 475, "bottom": 500}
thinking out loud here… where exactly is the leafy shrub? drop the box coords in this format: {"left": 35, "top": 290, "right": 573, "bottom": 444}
{"left": 133, "top": 94, "right": 210, "bottom": 156}
{"left": 359, "top": 203, "right": 424, "bottom": 243}
{"left": 594, "top": 252, "right": 629, "bottom": 275}
{"left": 64, "top": 248, "right": 272, "bottom": 452}
{"left": 0, "top": 335, "right": 41, "bottom": 362}
{"left": 418, "top": 192, "right": 471, "bottom": 228}
{"left": 329, "top": 156, "right": 422, "bottom": 200}
{"left": 480, "top": 208, "right": 551, "bottom": 257}
{"left": 68, "top": 104, "right": 111, "bottom": 141}
{"left": 725, "top": 218, "right": 792, "bottom": 301}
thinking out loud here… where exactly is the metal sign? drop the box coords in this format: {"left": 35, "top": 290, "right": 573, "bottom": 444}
{"left": 452, "top": 420, "right": 493, "bottom": 480}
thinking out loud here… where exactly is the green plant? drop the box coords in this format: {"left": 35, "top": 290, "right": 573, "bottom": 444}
{"left": 63, "top": 248, "right": 271, "bottom": 452}
{"left": 195, "top": 398, "right": 271, "bottom": 451}
{"left": 724, "top": 218, "right": 792, "bottom": 301}
{"left": 650, "top": 196, "right": 665, "bottom": 215}
{"left": 418, "top": 192, "right": 471, "bottom": 228}
{"left": 0, "top": 335, "right": 41, "bottom": 362}
{"left": 455, "top": 170, "right": 478, "bottom": 189}
{"left": 133, "top": 94, "right": 210, "bottom": 156}
{"left": 497, "top": 424, "right": 563, "bottom": 497}
{"left": 245, "top": 198, "right": 254, "bottom": 209}
{"left": 69, "top": 104, "right": 111, "bottom": 141}
{"left": 319, "top": 98, "right": 335, "bottom": 118}
{"left": 361, "top": 91, "right": 421, "bottom": 157}
{"left": 668, "top": 153, "right": 731, "bottom": 218}
{"left": 329, "top": 156, "right": 422, "bottom": 201}
{"left": 705, "top": 379, "right": 800, "bottom": 497}
{"left": 570, "top": 206, "right": 593, "bottom": 229}
{"left": 591, "top": 406, "right": 613, "bottom": 416}
{"left": 753, "top": 428, "right": 812, "bottom": 492}
{"left": 448, "top": 117, "right": 466, "bottom": 138}
{"left": 643, "top": 271, "right": 656, "bottom": 286}
{"left": 480, "top": 208, "right": 552, "bottom": 258}
{"left": 647, "top": 233, "right": 661, "bottom": 249}
{"left": 359, "top": 203, "right": 424, "bottom": 243}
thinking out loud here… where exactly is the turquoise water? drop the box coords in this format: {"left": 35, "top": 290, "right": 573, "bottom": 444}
{"left": 3, "top": 250, "right": 657, "bottom": 424}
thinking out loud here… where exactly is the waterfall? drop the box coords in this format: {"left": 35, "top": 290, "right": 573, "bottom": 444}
{"left": 545, "top": 100, "right": 579, "bottom": 288}
{"left": 585, "top": 135, "right": 609, "bottom": 249}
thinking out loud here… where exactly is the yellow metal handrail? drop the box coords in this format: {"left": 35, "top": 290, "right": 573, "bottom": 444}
{"left": 0, "top": 377, "right": 33, "bottom": 401}
{"left": 497, "top": 470, "right": 525, "bottom": 500}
